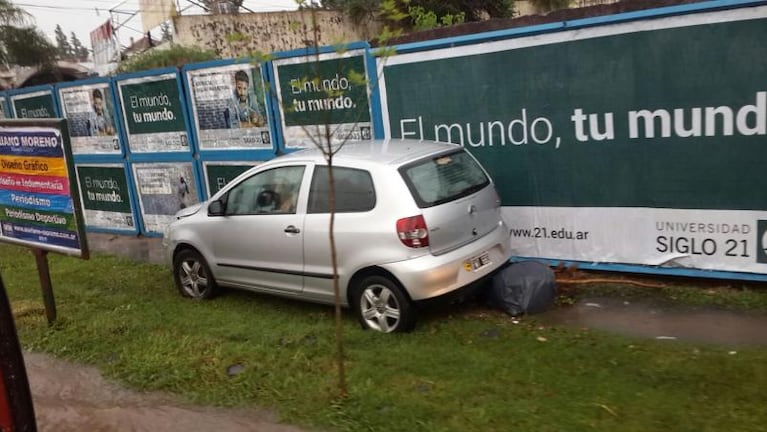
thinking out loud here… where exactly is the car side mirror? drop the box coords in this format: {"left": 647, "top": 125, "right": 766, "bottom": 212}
{"left": 208, "top": 199, "right": 225, "bottom": 216}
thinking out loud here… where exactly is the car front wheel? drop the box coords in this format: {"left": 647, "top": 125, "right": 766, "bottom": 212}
{"left": 173, "top": 249, "right": 218, "bottom": 299}
{"left": 352, "top": 276, "right": 416, "bottom": 333}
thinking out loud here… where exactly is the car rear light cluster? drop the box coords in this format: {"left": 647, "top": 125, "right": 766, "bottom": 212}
{"left": 396, "top": 215, "right": 429, "bottom": 248}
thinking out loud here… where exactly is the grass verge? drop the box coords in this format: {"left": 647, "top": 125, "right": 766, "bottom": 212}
{"left": 2, "top": 243, "right": 767, "bottom": 432}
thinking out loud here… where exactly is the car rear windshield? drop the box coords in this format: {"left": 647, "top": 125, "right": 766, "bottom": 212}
{"left": 400, "top": 149, "right": 490, "bottom": 208}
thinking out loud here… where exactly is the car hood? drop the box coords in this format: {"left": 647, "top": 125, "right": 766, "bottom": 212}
{"left": 175, "top": 202, "right": 204, "bottom": 219}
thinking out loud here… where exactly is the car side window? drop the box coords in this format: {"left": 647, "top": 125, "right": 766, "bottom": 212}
{"left": 308, "top": 166, "right": 376, "bottom": 213}
{"left": 225, "top": 166, "right": 305, "bottom": 215}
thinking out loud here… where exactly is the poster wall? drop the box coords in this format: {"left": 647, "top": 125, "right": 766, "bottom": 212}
{"left": 273, "top": 52, "right": 373, "bottom": 148}
{"left": 132, "top": 162, "right": 198, "bottom": 234}
{"left": 58, "top": 83, "right": 121, "bottom": 155}
{"left": 116, "top": 73, "right": 190, "bottom": 153}
{"left": 379, "top": 7, "right": 767, "bottom": 275}
{"left": 0, "top": 121, "right": 87, "bottom": 256}
{"left": 10, "top": 90, "right": 57, "bottom": 119}
{"left": 186, "top": 63, "right": 272, "bottom": 150}
{"left": 75, "top": 164, "right": 135, "bottom": 231}
{"left": 202, "top": 161, "right": 258, "bottom": 197}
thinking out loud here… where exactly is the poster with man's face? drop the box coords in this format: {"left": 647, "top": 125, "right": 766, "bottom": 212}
{"left": 59, "top": 84, "right": 121, "bottom": 154}
{"left": 187, "top": 64, "right": 272, "bottom": 150}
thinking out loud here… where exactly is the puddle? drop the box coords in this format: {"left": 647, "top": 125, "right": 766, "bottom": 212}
{"left": 24, "top": 352, "right": 309, "bottom": 432}
{"left": 538, "top": 297, "right": 767, "bottom": 346}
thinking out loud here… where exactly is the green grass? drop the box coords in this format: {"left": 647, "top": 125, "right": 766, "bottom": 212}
{"left": 2, "top": 243, "right": 767, "bottom": 432}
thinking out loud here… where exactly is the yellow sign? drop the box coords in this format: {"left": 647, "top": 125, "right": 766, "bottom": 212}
{"left": 0, "top": 155, "right": 66, "bottom": 177}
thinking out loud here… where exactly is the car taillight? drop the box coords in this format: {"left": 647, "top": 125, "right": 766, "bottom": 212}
{"left": 396, "top": 215, "right": 429, "bottom": 248}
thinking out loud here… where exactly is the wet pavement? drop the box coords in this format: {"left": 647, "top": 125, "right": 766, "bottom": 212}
{"left": 538, "top": 296, "right": 767, "bottom": 346}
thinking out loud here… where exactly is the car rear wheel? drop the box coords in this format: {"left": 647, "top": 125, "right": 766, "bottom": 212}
{"left": 173, "top": 249, "right": 218, "bottom": 299}
{"left": 352, "top": 276, "right": 416, "bottom": 333}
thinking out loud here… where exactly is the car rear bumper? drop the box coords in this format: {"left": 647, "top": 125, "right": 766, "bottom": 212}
{"left": 381, "top": 222, "right": 512, "bottom": 301}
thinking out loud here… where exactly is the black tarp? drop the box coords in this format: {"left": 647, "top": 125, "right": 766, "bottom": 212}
{"left": 488, "top": 261, "right": 557, "bottom": 316}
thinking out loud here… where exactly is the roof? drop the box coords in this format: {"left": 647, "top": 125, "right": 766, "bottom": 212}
{"left": 278, "top": 139, "right": 462, "bottom": 167}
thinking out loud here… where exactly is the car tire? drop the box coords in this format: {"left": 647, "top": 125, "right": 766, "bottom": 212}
{"left": 173, "top": 249, "right": 218, "bottom": 299}
{"left": 352, "top": 276, "right": 416, "bottom": 333}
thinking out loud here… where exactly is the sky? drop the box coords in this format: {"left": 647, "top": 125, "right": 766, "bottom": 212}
{"left": 17, "top": 0, "right": 299, "bottom": 52}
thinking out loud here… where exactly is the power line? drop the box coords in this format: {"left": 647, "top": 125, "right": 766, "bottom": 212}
{"left": 16, "top": 4, "right": 168, "bottom": 13}
{"left": 17, "top": 0, "right": 295, "bottom": 13}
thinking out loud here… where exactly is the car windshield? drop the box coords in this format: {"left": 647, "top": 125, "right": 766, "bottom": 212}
{"left": 400, "top": 149, "right": 490, "bottom": 208}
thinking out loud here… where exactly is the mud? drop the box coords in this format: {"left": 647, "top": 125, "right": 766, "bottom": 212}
{"left": 24, "top": 352, "right": 310, "bottom": 432}
{"left": 538, "top": 296, "right": 767, "bottom": 346}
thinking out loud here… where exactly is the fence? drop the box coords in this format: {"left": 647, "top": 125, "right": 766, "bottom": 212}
{"left": 0, "top": 0, "right": 765, "bottom": 281}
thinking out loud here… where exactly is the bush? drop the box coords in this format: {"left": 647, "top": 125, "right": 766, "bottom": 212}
{"left": 117, "top": 45, "right": 218, "bottom": 73}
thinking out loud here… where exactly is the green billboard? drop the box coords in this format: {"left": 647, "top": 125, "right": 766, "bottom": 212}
{"left": 116, "top": 73, "right": 189, "bottom": 153}
{"left": 380, "top": 7, "right": 767, "bottom": 275}
{"left": 11, "top": 91, "right": 56, "bottom": 119}
{"left": 203, "top": 162, "right": 258, "bottom": 197}
{"left": 76, "top": 164, "right": 135, "bottom": 231}
{"left": 274, "top": 52, "right": 373, "bottom": 148}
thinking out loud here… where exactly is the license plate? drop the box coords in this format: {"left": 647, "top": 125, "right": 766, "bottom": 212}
{"left": 466, "top": 251, "right": 491, "bottom": 272}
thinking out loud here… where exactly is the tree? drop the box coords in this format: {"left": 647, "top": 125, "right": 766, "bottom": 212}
{"left": 54, "top": 24, "right": 72, "bottom": 59}
{"left": 318, "top": 0, "right": 380, "bottom": 24}
{"left": 116, "top": 45, "right": 217, "bottom": 73}
{"left": 251, "top": 0, "right": 408, "bottom": 398}
{"left": 0, "top": 0, "right": 55, "bottom": 66}
{"left": 528, "top": 0, "right": 572, "bottom": 13}
{"left": 201, "top": 0, "right": 244, "bottom": 14}
{"left": 1, "top": 26, "right": 57, "bottom": 66}
{"left": 70, "top": 32, "right": 89, "bottom": 61}
{"left": 321, "top": 0, "right": 514, "bottom": 27}
{"left": 407, "top": 0, "right": 513, "bottom": 23}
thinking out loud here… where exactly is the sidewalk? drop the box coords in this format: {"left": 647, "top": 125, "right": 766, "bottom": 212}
{"left": 86, "top": 232, "right": 165, "bottom": 265}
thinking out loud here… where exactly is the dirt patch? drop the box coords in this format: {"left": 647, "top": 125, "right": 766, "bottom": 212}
{"left": 24, "top": 352, "right": 311, "bottom": 432}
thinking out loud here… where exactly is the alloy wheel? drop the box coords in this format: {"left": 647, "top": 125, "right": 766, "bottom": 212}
{"left": 359, "top": 283, "right": 402, "bottom": 333}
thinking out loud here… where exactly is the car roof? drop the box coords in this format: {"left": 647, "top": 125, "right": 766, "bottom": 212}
{"left": 273, "top": 139, "right": 462, "bottom": 168}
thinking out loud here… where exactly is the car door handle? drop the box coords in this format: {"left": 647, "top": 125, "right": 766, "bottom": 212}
{"left": 284, "top": 225, "right": 300, "bottom": 234}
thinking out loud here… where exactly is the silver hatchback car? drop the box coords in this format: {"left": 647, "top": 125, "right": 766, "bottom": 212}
{"left": 164, "top": 139, "right": 512, "bottom": 332}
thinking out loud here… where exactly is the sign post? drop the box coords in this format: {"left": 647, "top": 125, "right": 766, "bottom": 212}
{"left": 0, "top": 119, "right": 89, "bottom": 324}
